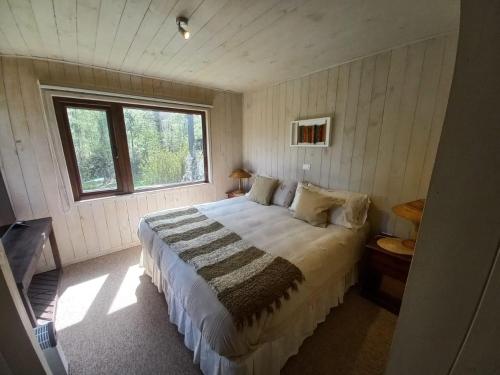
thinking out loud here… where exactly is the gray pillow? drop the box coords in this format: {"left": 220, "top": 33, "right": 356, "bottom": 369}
{"left": 247, "top": 175, "right": 279, "bottom": 205}
{"left": 272, "top": 180, "right": 298, "bottom": 207}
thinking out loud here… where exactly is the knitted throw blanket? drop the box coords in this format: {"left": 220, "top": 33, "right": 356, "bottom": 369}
{"left": 144, "top": 207, "right": 305, "bottom": 329}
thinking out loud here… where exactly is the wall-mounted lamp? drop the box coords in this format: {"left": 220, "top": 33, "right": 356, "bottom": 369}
{"left": 176, "top": 16, "right": 190, "bottom": 40}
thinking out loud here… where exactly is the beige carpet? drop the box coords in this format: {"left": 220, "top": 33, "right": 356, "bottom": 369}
{"left": 55, "top": 247, "right": 396, "bottom": 375}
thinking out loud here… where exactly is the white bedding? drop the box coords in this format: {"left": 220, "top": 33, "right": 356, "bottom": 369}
{"left": 138, "top": 197, "right": 368, "bottom": 360}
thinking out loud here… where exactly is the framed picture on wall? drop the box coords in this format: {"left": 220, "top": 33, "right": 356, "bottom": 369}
{"left": 290, "top": 117, "right": 331, "bottom": 147}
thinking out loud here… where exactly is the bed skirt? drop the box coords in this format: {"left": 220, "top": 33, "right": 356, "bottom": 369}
{"left": 140, "top": 248, "right": 358, "bottom": 375}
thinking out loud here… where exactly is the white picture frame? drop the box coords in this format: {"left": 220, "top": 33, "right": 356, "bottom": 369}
{"left": 290, "top": 116, "right": 331, "bottom": 147}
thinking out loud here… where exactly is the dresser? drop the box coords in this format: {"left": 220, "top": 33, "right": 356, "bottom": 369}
{"left": 3, "top": 218, "right": 61, "bottom": 326}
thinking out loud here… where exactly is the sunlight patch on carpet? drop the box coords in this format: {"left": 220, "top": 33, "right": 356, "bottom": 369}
{"left": 107, "top": 264, "right": 143, "bottom": 314}
{"left": 56, "top": 274, "right": 109, "bottom": 330}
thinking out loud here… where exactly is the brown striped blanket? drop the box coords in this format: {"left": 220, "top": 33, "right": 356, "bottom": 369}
{"left": 144, "top": 207, "right": 305, "bottom": 328}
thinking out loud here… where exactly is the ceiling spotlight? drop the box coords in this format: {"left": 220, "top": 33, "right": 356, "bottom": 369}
{"left": 176, "top": 16, "right": 190, "bottom": 40}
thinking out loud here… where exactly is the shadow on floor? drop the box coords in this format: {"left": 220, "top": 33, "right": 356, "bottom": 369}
{"left": 56, "top": 247, "right": 395, "bottom": 375}
{"left": 282, "top": 289, "right": 396, "bottom": 375}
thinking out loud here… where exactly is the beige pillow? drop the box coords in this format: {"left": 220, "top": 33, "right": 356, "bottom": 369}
{"left": 306, "top": 183, "right": 370, "bottom": 229}
{"left": 247, "top": 175, "right": 279, "bottom": 205}
{"left": 293, "top": 187, "right": 342, "bottom": 227}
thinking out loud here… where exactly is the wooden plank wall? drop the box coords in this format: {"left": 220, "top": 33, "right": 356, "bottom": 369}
{"left": 242, "top": 34, "right": 458, "bottom": 237}
{"left": 0, "top": 0, "right": 458, "bottom": 92}
{"left": 0, "top": 57, "right": 242, "bottom": 271}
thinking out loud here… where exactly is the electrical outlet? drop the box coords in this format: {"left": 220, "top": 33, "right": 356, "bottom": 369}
{"left": 302, "top": 163, "right": 311, "bottom": 171}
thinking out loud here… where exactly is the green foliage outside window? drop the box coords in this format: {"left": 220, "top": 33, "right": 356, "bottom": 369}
{"left": 67, "top": 107, "right": 117, "bottom": 192}
{"left": 66, "top": 105, "right": 206, "bottom": 193}
{"left": 124, "top": 108, "right": 205, "bottom": 189}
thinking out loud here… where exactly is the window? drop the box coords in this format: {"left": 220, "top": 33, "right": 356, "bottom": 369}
{"left": 123, "top": 107, "right": 206, "bottom": 190}
{"left": 53, "top": 97, "right": 208, "bottom": 201}
{"left": 65, "top": 106, "right": 118, "bottom": 192}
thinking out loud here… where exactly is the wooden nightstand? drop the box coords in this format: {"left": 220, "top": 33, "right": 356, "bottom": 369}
{"left": 226, "top": 190, "right": 245, "bottom": 199}
{"left": 360, "top": 234, "right": 413, "bottom": 314}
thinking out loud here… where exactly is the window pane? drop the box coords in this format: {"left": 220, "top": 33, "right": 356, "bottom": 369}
{"left": 123, "top": 107, "right": 205, "bottom": 190}
{"left": 66, "top": 107, "right": 117, "bottom": 192}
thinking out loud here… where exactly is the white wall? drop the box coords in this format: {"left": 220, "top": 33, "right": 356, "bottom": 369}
{"left": 386, "top": 0, "right": 500, "bottom": 372}
{"left": 242, "top": 33, "right": 458, "bottom": 236}
{"left": 0, "top": 32, "right": 460, "bottom": 269}
{"left": 0, "top": 57, "right": 242, "bottom": 269}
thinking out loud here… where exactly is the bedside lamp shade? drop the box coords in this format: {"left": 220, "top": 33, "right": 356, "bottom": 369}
{"left": 377, "top": 199, "right": 425, "bottom": 255}
{"left": 393, "top": 199, "right": 424, "bottom": 224}
{"left": 229, "top": 169, "right": 251, "bottom": 193}
{"left": 229, "top": 169, "right": 251, "bottom": 179}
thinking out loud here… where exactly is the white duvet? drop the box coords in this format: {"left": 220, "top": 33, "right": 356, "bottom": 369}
{"left": 138, "top": 197, "right": 368, "bottom": 359}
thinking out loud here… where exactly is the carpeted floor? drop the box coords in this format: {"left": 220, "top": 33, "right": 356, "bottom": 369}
{"left": 55, "top": 247, "right": 396, "bottom": 375}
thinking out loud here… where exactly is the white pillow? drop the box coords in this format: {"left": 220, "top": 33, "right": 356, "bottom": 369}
{"left": 289, "top": 182, "right": 308, "bottom": 212}
{"left": 297, "top": 183, "right": 370, "bottom": 229}
{"left": 329, "top": 191, "right": 370, "bottom": 229}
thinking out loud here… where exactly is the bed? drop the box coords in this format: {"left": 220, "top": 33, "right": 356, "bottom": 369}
{"left": 139, "top": 196, "right": 369, "bottom": 375}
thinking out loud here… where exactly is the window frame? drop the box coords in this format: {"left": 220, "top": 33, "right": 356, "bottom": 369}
{"left": 53, "top": 96, "right": 209, "bottom": 201}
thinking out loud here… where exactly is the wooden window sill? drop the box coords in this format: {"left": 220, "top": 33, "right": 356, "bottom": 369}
{"left": 71, "top": 181, "right": 212, "bottom": 205}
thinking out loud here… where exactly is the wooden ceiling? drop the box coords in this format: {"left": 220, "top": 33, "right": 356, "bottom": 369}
{"left": 0, "top": 0, "right": 459, "bottom": 92}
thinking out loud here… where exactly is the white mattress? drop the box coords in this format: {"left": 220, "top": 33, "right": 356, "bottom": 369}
{"left": 138, "top": 197, "right": 368, "bottom": 359}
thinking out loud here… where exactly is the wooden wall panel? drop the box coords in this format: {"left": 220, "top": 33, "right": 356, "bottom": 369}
{"left": 0, "top": 56, "right": 241, "bottom": 271}
{"left": 242, "top": 34, "right": 458, "bottom": 237}
{"left": 0, "top": 0, "right": 458, "bottom": 92}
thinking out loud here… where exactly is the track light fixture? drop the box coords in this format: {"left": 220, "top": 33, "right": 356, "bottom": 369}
{"left": 176, "top": 16, "right": 190, "bottom": 40}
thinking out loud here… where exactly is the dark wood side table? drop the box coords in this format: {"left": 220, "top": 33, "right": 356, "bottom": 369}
{"left": 2, "top": 218, "right": 62, "bottom": 326}
{"left": 360, "top": 234, "right": 413, "bottom": 314}
{"left": 226, "top": 190, "right": 246, "bottom": 199}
